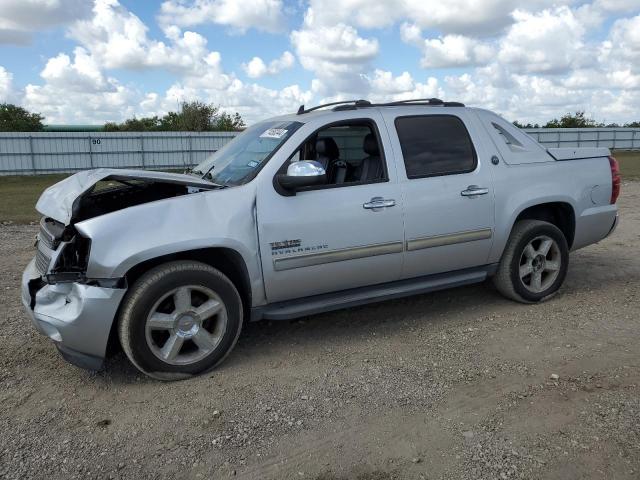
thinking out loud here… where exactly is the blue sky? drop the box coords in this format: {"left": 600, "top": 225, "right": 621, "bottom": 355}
{"left": 1, "top": 0, "right": 639, "bottom": 125}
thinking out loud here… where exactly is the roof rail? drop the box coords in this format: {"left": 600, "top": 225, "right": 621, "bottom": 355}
{"left": 374, "top": 98, "right": 465, "bottom": 107}
{"left": 297, "top": 99, "right": 371, "bottom": 115}
{"left": 295, "top": 97, "right": 464, "bottom": 115}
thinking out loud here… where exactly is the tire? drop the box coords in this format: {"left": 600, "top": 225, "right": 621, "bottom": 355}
{"left": 118, "top": 261, "right": 243, "bottom": 380}
{"left": 493, "top": 220, "right": 569, "bottom": 304}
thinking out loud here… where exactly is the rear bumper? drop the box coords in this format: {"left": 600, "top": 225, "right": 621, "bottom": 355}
{"left": 21, "top": 258, "right": 126, "bottom": 371}
{"left": 572, "top": 204, "right": 618, "bottom": 250}
{"left": 604, "top": 214, "right": 619, "bottom": 239}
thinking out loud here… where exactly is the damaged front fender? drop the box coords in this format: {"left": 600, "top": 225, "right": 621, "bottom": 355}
{"left": 74, "top": 183, "right": 265, "bottom": 306}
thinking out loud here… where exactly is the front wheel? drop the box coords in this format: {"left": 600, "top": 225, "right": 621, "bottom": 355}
{"left": 118, "top": 261, "right": 243, "bottom": 380}
{"left": 493, "top": 220, "right": 569, "bottom": 303}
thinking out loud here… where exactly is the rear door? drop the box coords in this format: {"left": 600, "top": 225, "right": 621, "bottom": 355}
{"left": 381, "top": 110, "right": 496, "bottom": 279}
{"left": 256, "top": 112, "right": 405, "bottom": 303}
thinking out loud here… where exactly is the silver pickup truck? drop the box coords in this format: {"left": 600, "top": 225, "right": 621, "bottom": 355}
{"left": 21, "top": 98, "right": 620, "bottom": 380}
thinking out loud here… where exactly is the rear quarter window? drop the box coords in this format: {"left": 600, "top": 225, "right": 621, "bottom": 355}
{"left": 394, "top": 115, "right": 477, "bottom": 178}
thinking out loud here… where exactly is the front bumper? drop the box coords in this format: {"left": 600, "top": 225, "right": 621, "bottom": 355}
{"left": 21, "top": 258, "right": 127, "bottom": 370}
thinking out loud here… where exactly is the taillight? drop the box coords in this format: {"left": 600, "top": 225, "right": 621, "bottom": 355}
{"left": 608, "top": 156, "right": 621, "bottom": 204}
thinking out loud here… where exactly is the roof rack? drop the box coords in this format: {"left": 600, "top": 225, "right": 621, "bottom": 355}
{"left": 296, "top": 97, "right": 464, "bottom": 115}
{"left": 296, "top": 99, "right": 371, "bottom": 115}
{"left": 379, "top": 98, "right": 464, "bottom": 107}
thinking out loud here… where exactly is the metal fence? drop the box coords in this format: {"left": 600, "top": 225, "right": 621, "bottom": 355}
{"left": 0, "top": 127, "right": 639, "bottom": 176}
{"left": 0, "top": 131, "right": 236, "bottom": 175}
{"left": 524, "top": 128, "right": 640, "bottom": 150}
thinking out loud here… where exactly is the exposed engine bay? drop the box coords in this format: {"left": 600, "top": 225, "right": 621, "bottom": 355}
{"left": 72, "top": 179, "right": 195, "bottom": 223}
{"left": 38, "top": 177, "right": 213, "bottom": 284}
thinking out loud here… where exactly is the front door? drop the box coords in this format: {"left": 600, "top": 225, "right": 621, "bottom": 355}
{"left": 257, "top": 115, "right": 405, "bottom": 303}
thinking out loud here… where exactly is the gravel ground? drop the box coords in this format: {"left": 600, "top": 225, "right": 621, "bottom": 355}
{"left": 1, "top": 182, "right": 639, "bottom": 480}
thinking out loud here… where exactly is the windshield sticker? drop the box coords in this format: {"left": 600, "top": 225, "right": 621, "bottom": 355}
{"left": 247, "top": 160, "right": 259, "bottom": 167}
{"left": 260, "top": 128, "right": 288, "bottom": 139}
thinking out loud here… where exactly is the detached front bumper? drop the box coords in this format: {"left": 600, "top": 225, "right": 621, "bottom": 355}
{"left": 21, "top": 258, "right": 127, "bottom": 371}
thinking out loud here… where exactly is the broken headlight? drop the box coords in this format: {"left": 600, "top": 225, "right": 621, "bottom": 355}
{"left": 47, "top": 234, "right": 92, "bottom": 283}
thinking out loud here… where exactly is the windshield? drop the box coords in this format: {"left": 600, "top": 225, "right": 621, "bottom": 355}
{"left": 193, "top": 120, "right": 302, "bottom": 186}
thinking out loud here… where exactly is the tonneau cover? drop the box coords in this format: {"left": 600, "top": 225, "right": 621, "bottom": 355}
{"left": 547, "top": 147, "right": 610, "bottom": 161}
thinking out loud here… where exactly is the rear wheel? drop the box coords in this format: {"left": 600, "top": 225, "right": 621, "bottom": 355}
{"left": 118, "top": 261, "right": 243, "bottom": 380}
{"left": 493, "top": 220, "right": 569, "bottom": 303}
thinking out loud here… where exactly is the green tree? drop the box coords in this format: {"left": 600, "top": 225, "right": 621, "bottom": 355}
{"left": 104, "top": 101, "right": 245, "bottom": 132}
{"left": 104, "top": 116, "right": 161, "bottom": 131}
{"left": 214, "top": 111, "right": 245, "bottom": 131}
{"left": 161, "top": 101, "right": 216, "bottom": 131}
{"left": 624, "top": 121, "right": 640, "bottom": 128}
{"left": 544, "top": 111, "right": 602, "bottom": 128}
{"left": 0, "top": 103, "right": 44, "bottom": 131}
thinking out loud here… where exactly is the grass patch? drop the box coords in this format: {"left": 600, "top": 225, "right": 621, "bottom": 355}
{"left": 0, "top": 153, "right": 638, "bottom": 225}
{"left": 613, "top": 150, "right": 640, "bottom": 180}
{"left": 0, "top": 174, "right": 68, "bottom": 224}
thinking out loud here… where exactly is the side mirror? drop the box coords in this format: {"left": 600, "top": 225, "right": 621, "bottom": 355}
{"left": 276, "top": 160, "right": 327, "bottom": 192}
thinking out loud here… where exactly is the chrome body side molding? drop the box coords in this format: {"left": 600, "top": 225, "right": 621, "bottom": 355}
{"left": 406, "top": 228, "right": 492, "bottom": 252}
{"left": 273, "top": 241, "right": 404, "bottom": 272}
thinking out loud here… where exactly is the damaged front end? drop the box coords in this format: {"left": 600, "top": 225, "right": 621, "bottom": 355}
{"left": 35, "top": 217, "right": 92, "bottom": 285}
{"left": 23, "top": 168, "right": 220, "bottom": 370}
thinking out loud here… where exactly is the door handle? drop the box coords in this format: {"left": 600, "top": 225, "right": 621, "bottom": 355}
{"left": 461, "top": 185, "right": 489, "bottom": 197}
{"left": 363, "top": 197, "right": 396, "bottom": 210}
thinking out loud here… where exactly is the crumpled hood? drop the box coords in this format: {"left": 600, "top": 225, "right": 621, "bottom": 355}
{"left": 36, "top": 168, "right": 216, "bottom": 224}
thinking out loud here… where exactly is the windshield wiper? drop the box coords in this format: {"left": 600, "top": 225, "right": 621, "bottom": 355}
{"left": 201, "top": 164, "right": 215, "bottom": 180}
{"left": 184, "top": 167, "right": 228, "bottom": 188}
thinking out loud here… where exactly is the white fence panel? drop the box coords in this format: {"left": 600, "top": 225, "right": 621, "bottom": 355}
{"left": 0, "top": 128, "right": 638, "bottom": 176}
{"left": 523, "top": 128, "right": 640, "bottom": 150}
{"left": 0, "top": 131, "right": 237, "bottom": 175}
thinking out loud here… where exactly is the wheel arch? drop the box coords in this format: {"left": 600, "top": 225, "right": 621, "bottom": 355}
{"left": 511, "top": 201, "right": 576, "bottom": 249}
{"left": 106, "top": 247, "right": 252, "bottom": 357}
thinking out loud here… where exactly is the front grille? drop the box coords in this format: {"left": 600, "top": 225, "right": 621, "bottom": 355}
{"left": 35, "top": 246, "right": 51, "bottom": 275}
{"left": 34, "top": 217, "right": 64, "bottom": 275}
{"left": 38, "top": 218, "right": 61, "bottom": 250}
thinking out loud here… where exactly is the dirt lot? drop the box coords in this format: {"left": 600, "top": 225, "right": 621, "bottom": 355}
{"left": 1, "top": 183, "right": 639, "bottom": 480}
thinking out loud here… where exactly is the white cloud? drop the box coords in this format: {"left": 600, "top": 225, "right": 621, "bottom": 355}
{"left": 144, "top": 79, "right": 313, "bottom": 124}
{"left": 368, "top": 70, "right": 414, "bottom": 94}
{"left": 401, "top": 25, "right": 494, "bottom": 68}
{"left": 13, "top": 0, "right": 307, "bottom": 124}
{"left": 291, "top": 11, "right": 379, "bottom": 94}
{"left": 606, "top": 70, "right": 640, "bottom": 89}
{"left": 157, "top": 0, "right": 286, "bottom": 33}
{"left": 576, "top": 0, "right": 640, "bottom": 27}
{"left": 41, "top": 48, "right": 108, "bottom": 92}
{"left": 497, "top": 7, "right": 588, "bottom": 74}
{"left": 242, "top": 51, "right": 295, "bottom": 78}
{"left": 22, "top": 47, "right": 138, "bottom": 124}
{"left": 5, "top": 0, "right": 640, "bottom": 128}
{"left": 301, "top": 0, "right": 577, "bottom": 36}
{"left": 0, "top": 66, "right": 15, "bottom": 101}
{"left": 602, "top": 14, "right": 640, "bottom": 63}
{"left": 68, "top": 0, "right": 217, "bottom": 74}
{"left": 0, "top": 0, "right": 91, "bottom": 44}
{"left": 366, "top": 70, "right": 443, "bottom": 102}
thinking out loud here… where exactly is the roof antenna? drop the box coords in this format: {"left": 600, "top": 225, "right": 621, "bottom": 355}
{"left": 297, "top": 105, "right": 305, "bottom": 114}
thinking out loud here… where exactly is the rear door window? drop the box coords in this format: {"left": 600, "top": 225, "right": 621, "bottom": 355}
{"left": 394, "top": 115, "right": 477, "bottom": 178}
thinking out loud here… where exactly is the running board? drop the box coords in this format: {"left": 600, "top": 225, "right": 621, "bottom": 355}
{"left": 252, "top": 264, "right": 497, "bottom": 321}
